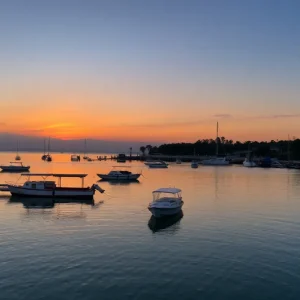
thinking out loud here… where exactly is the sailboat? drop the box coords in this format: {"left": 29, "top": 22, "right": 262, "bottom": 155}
{"left": 83, "top": 139, "right": 88, "bottom": 160}
{"left": 15, "top": 141, "right": 21, "bottom": 161}
{"left": 41, "top": 139, "right": 47, "bottom": 160}
{"left": 201, "top": 122, "right": 230, "bottom": 166}
{"left": 243, "top": 144, "right": 256, "bottom": 167}
{"left": 46, "top": 137, "right": 52, "bottom": 161}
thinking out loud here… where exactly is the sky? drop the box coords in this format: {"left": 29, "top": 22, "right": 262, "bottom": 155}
{"left": 0, "top": 0, "right": 300, "bottom": 143}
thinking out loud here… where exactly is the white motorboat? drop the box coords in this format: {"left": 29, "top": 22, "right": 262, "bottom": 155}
{"left": 243, "top": 158, "right": 257, "bottom": 167}
{"left": 71, "top": 154, "right": 80, "bottom": 162}
{"left": 98, "top": 167, "right": 141, "bottom": 181}
{"left": 145, "top": 161, "right": 168, "bottom": 168}
{"left": 0, "top": 162, "right": 30, "bottom": 172}
{"left": 148, "top": 188, "right": 183, "bottom": 218}
{"left": 201, "top": 157, "right": 230, "bottom": 166}
{"left": 6, "top": 173, "right": 104, "bottom": 199}
{"left": 191, "top": 161, "right": 198, "bottom": 168}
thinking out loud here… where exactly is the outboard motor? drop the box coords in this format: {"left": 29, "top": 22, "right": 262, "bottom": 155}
{"left": 92, "top": 184, "right": 105, "bottom": 193}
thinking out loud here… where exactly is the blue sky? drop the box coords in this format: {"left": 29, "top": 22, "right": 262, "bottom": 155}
{"left": 0, "top": 0, "right": 300, "bottom": 142}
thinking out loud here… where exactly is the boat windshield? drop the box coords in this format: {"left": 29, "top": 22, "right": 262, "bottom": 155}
{"left": 152, "top": 191, "right": 181, "bottom": 201}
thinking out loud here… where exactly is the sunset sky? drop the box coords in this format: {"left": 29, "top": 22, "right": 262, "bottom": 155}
{"left": 1, "top": 0, "right": 300, "bottom": 143}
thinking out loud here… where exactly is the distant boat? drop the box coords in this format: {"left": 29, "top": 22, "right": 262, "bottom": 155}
{"left": 243, "top": 158, "right": 257, "bottom": 167}
{"left": 176, "top": 158, "right": 181, "bottom": 164}
{"left": 98, "top": 167, "right": 141, "bottom": 181}
{"left": 45, "top": 137, "right": 52, "bottom": 162}
{"left": 41, "top": 139, "right": 47, "bottom": 160}
{"left": 0, "top": 162, "right": 30, "bottom": 172}
{"left": 116, "top": 153, "right": 126, "bottom": 163}
{"left": 145, "top": 161, "right": 168, "bottom": 168}
{"left": 201, "top": 122, "right": 230, "bottom": 166}
{"left": 71, "top": 154, "right": 80, "bottom": 162}
{"left": 243, "top": 144, "right": 256, "bottom": 167}
{"left": 191, "top": 161, "right": 198, "bottom": 168}
{"left": 15, "top": 141, "right": 21, "bottom": 161}
{"left": 83, "top": 139, "right": 88, "bottom": 159}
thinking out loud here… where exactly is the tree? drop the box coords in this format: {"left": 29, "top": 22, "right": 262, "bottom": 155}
{"left": 146, "top": 145, "right": 153, "bottom": 154}
{"left": 140, "top": 146, "right": 146, "bottom": 156}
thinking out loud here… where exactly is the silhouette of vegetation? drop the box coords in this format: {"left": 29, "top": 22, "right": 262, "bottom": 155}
{"left": 140, "top": 138, "right": 300, "bottom": 160}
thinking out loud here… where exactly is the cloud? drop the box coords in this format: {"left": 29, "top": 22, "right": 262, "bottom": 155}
{"left": 250, "top": 114, "right": 300, "bottom": 120}
{"left": 270, "top": 114, "right": 300, "bottom": 119}
{"left": 213, "top": 114, "right": 232, "bottom": 118}
{"left": 103, "top": 119, "right": 207, "bottom": 129}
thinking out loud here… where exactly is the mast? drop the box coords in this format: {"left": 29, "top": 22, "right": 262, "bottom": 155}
{"left": 43, "top": 139, "right": 46, "bottom": 155}
{"left": 216, "top": 122, "right": 219, "bottom": 156}
{"left": 288, "top": 134, "right": 291, "bottom": 161}
{"left": 48, "top": 137, "right": 50, "bottom": 155}
{"left": 17, "top": 140, "right": 19, "bottom": 155}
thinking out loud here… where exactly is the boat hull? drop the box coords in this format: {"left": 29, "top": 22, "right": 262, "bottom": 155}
{"left": 148, "top": 164, "right": 168, "bottom": 168}
{"left": 243, "top": 161, "right": 257, "bottom": 167}
{"left": 148, "top": 206, "right": 183, "bottom": 218}
{"left": 201, "top": 160, "right": 230, "bottom": 166}
{"left": 7, "top": 185, "right": 95, "bottom": 199}
{"left": 0, "top": 166, "right": 30, "bottom": 172}
{"left": 97, "top": 174, "right": 140, "bottom": 181}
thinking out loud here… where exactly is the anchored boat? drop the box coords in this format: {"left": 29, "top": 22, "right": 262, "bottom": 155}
{"left": 6, "top": 173, "right": 104, "bottom": 199}
{"left": 148, "top": 188, "right": 183, "bottom": 218}
{"left": 98, "top": 166, "right": 141, "bottom": 181}
{"left": 0, "top": 162, "right": 30, "bottom": 172}
{"left": 144, "top": 161, "right": 168, "bottom": 168}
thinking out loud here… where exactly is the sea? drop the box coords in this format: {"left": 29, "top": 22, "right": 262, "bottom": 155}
{"left": 1, "top": 152, "right": 300, "bottom": 300}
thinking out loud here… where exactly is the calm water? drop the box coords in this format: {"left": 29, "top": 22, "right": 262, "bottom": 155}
{"left": 1, "top": 152, "right": 300, "bottom": 300}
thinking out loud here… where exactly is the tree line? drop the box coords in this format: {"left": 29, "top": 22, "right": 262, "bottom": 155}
{"left": 140, "top": 138, "right": 300, "bottom": 160}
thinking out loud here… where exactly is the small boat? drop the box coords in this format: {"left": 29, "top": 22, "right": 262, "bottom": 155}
{"left": 15, "top": 141, "right": 21, "bottom": 160}
{"left": 145, "top": 161, "right": 168, "bottom": 168}
{"left": 201, "top": 157, "right": 230, "bottom": 166}
{"left": 176, "top": 158, "right": 181, "bottom": 164}
{"left": 43, "top": 137, "right": 52, "bottom": 162}
{"left": 116, "top": 153, "right": 126, "bottom": 163}
{"left": 71, "top": 154, "right": 80, "bottom": 162}
{"left": 0, "top": 162, "right": 30, "bottom": 172}
{"left": 243, "top": 158, "right": 257, "bottom": 167}
{"left": 148, "top": 188, "right": 184, "bottom": 218}
{"left": 6, "top": 173, "right": 104, "bottom": 199}
{"left": 87, "top": 157, "right": 93, "bottom": 162}
{"left": 271, "top": 159, "right": 284, "bottom": 168}
{"left": 191, "top": 161, "right": 198, "bottom": 168}
{"left": 98, "top": 167, "right": 141, "bottom": 181}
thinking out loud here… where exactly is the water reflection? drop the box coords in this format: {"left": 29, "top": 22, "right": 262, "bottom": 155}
{"left": 148, "top": 210, "right": 183, "bottom": 233}
{"left": 8, "top": 196, "right": 95, "bottom": 208}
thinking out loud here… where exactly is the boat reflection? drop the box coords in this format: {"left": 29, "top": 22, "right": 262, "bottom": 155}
{"left": 9, "top": 196, "right": 95, "bottom": 209}
{"left": 102, "top": 180, "right": 140, "bottom": 186}
{"left": 148, "top": 210, "right": 183, "bottom": 233}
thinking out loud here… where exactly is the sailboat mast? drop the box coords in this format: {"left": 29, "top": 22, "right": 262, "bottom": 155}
{"left": 216, "top": 122, "right": 219, "bottom": 156}
{"left": 48, "top": 137, "right": 50, "bottom": 155}
{"left": 288, "top": 134, "right": 291, "bottom": 161}
{"left": 44, "top": 139, "right": 46, "bottom": 155}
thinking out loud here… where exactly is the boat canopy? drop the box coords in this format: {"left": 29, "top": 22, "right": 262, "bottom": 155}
{"left": 153, "top": 188, "right": 182, "bottom": 194}
{"left": 21, "top": 173, "right": 88, "bottom": 178}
